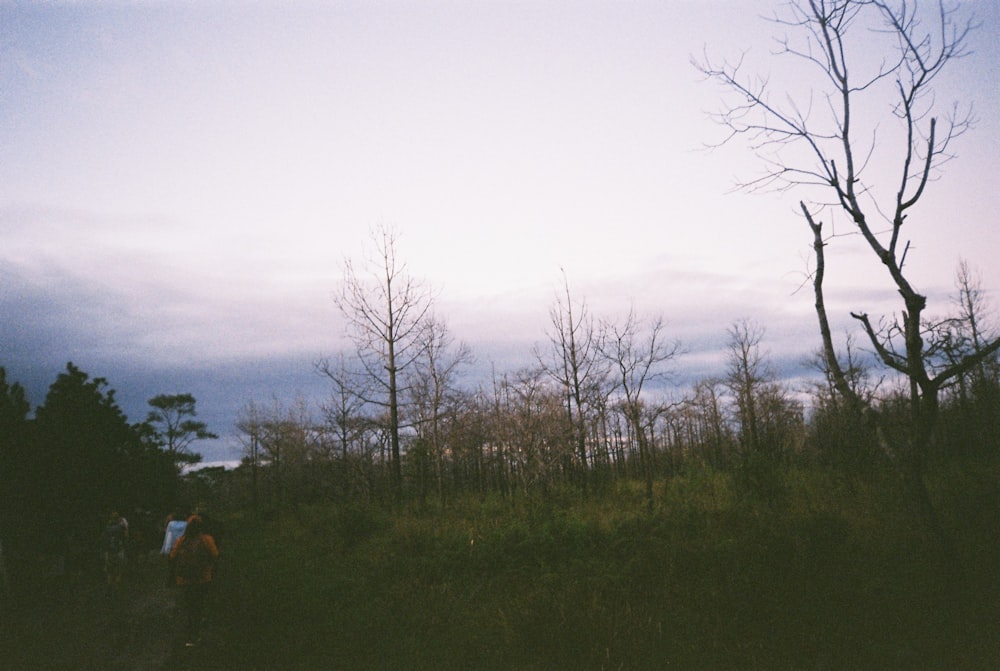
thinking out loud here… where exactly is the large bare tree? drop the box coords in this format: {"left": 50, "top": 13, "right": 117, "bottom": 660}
{"left": 335, "top": 225, "right": 434, "bottom": 500}
{"left": 697, "top": 0, "right": 1000, "bottom": 549}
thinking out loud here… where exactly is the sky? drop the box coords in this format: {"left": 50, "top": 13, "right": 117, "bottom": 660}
{"left": 2, "top": 0, "right": 998, "bottom": 464}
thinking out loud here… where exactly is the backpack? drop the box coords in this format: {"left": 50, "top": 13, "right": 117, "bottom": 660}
{"left": 173, "top": 536, "right": 207, "bottom": 582}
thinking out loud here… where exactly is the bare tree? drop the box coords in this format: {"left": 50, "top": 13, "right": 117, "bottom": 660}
{"left": 698, "top": 0, "right": 999, "bottom": 551}
{"left": 723, "top": 319, "right": 804, "bottom": 460}
{"left": 683, "top": 378, "right": 734, "bottom": 468}
{"left": 317, "top": 352, "right": 366, "bottom": 463}
{"left": 236, "top": 399, "right": 265, "bottom": 512}
{"left": 725, "top": 319, "right": 768, "bottom": 455}
{"left": 405, "top": 315, "right": 473, "bottom": 505}
{"left": 938, "top": 261, "right": 1000, "bottom": 454}
{"left": 535, "top": 272, "right": 610, "bottom": 493}
{"left": 335, "top": 225, "right": 434, "bottom": 500}
{"left": 446, "top": 387, "right": 491, "bottom": 496}
{"left": 236, "top": 397, "right": 318, "bottom": 508}
{"left": 485, "top": 366, "right": 573, "bottom": 497}
{"left": 599, "top": 308, "right": 680, "bottom": 511}
{"left": 317, "top": 352, "right": 371, "bottom": 498}
{"left": 949, "top": 260, "right": 999, "bottom": 393}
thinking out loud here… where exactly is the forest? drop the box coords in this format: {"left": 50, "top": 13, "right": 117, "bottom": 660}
{"left": 228, "top": 262, "right": 999, "bottom": 518}
{"left": 1, "top": 317, "right": 999, "bottom": 668}
{"left": 3, "top": 1, "right": 1000, "bottom": 668}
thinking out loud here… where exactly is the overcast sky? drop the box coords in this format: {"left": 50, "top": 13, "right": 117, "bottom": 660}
{"left": 2, "top": 1, "right": 998, "bottom": 463}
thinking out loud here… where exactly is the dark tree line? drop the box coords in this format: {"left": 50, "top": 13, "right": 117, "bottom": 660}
{"left": 234, "top": 335, "right": 997, "bottom": 513}
{"left": 231, "top": 246, "right": 998, "bottom": 513}
{"left": 0, "top": 363, "right": 212, "bottom": 592}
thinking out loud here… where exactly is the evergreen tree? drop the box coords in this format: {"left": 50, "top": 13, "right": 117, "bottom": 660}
{"left": 33, "top": 363, "right": 176, "bottom": 545}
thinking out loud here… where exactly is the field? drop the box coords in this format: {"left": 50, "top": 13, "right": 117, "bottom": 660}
{"left": 5, "top": 459, "right": 1000, "bottom": 670}
{"left": 205, "top": 462, "right": 1000, "bottom": 670}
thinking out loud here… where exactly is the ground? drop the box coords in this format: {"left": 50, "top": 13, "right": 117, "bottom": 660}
{"left": 0, "top": 553, "right": 236, "bottom": 671}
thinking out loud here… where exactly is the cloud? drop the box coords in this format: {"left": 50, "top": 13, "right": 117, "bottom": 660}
{"left": 2, "top": 205, "right": 347, "bottom": 361}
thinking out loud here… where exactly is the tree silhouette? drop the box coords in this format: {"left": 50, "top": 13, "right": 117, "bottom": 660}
{"left": 0, "top": 368, "right": 32, "bottom": 550}
{"left": 335, "top": 225, "right": 434, "bottom": 501}
{"left": 697, "top": 0, "right": 1000, "bottom": 554}
{"left": 145, "top": 393, "right": 217, "bottom": 466}
{"left": 28, "top": 364, "right": 177, "bottom": 547}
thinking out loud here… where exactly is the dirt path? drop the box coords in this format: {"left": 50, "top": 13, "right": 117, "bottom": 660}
{"left": 1, "top": 555, "right": 232, "bottom": 671}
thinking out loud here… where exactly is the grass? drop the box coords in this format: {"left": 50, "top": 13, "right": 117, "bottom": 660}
{"left": 206, "top": 464, "right": 1000, "bottom": 670}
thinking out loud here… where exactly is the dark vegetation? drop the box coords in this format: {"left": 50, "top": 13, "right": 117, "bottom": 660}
{"left": 2, "top": 348, "right": 999, "bottom": 668}
{"left": 203, "top": 463, "right": 1000, "bottom": 670}
{"left": 205, "top": 346, "right": 1000, "bottom": 669}
{"left": 0, "top": 364, "right": 181, "bottom": 562}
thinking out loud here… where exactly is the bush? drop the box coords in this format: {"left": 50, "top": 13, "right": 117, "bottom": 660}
{"left": 733, "top": 450, "right": 789, "bottom": 509}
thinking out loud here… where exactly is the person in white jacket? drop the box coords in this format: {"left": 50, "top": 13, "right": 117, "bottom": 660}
{"left": 160, "top": 509, "right": 189, "bottom": 590}
{"left": 161, "top": 511, "right": 188, "bottom": 555}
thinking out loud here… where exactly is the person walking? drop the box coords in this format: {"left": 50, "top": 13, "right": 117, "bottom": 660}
{"left": 169, "top": 515, "right": 219, "bottom": 646}
{"left": 102, "top": 512, "right": 128, "bottom": 596}
{"left": 161, "top": 509, "right": 188, "bottom": 589}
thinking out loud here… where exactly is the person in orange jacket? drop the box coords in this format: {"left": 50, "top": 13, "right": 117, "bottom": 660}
{"left": 169, "top": 515, "right": 220, "bottom": 646}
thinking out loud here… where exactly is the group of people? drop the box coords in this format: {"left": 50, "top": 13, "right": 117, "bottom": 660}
{"left": 102, "top": 508, "right": 220, "bottom": 647}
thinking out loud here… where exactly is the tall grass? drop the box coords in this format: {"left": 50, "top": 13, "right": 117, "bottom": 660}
{"left": 208, "top": 461, "right": 1000, "bottom": 670}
